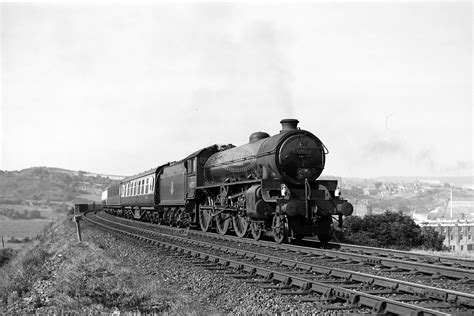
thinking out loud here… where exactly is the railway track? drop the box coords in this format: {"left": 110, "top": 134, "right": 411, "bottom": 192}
{"left": 84, "top": 212, "right": 474, "bottom": 315}
{"left": 99, "top": 212, "right": 474, "bottom": 284}
{"left": 312, "top": 241, "right": 474, "bottom": 271}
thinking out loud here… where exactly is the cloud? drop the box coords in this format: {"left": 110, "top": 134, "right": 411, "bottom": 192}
{"left": 441, "top": 160, "right": 474, "bottom": 175}
{"left": 416, "top": 148, "right": 436, "bottom": 171}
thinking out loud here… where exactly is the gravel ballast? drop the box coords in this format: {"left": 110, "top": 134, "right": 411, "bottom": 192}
{"left": 83, "top": 217, "right": 354, "bottom": 314}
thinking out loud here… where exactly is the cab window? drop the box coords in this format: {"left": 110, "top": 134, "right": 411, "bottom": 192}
{"left": 188, "top": 158, "right": 197, "bottom": 174}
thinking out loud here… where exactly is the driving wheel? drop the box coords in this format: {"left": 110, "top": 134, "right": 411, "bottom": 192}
{"left": 215, "top": 213, "right": 231, "bottom": 235}
{"left": 250, "top": 221, "right": 264, "bottom": 240}
{"left": 199, "top": 204, "right": 213, "bottom": 232}
{"left": 233, "top": 214, "right": 249, "bottom": 238}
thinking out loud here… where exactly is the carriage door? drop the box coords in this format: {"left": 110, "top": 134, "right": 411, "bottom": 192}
{"left": 186, "top": 157, "right": 197, "bottom": 199}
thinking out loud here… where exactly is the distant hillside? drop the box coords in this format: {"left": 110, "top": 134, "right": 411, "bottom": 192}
{"left": 339, "top": 176, "right": 474, "bottom": 189}
{"left": 372, "top": 176, "right": 474, "bottom": 189}
{"left": 0, "top": 167, "right": 121, "bottom": 204}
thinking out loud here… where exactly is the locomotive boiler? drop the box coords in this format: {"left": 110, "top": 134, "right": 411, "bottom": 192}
{"left": 102, "top": 119, "right": 353, "bottom": 244}
{"left": 203, "top": 119, "right": 324, "bottom": 185}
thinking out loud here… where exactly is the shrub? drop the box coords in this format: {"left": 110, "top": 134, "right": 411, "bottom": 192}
{"left": 0, "top": 209, "right": 43, "bottom": 220}
{"left": 0, "top": 249, "right": 18, "bottom": 268}
{"left": 419, "top": 227, "right": 445, "bottom": 250}
{"left": 336, "top": 211, "right": 445, "bottom": 250}
{"left": 3, "top": 247, "right": 51, "bottom": 298}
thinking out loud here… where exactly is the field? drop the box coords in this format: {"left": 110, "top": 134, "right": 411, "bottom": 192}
{"left": 0, "top": 213, "right": 62, "bottom": 250}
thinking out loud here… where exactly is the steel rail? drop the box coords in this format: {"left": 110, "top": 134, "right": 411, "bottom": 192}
{"left": 85, "top": 213, "right": 474, "bottom": 315}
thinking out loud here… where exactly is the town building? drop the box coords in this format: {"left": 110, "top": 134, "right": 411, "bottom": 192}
{"left": 419, "top": 220, "right": 474, "bottom": 252}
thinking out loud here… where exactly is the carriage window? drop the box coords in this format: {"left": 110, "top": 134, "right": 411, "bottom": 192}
{"left": 134, "top": 182, "right": 137, "bottom": 195}
{"left": 141, "top": 180, "right": 144, "bottom": 194}
{"left": 151, "top": 176, "right": 154, "bottom": 191}
{"left": 193, "top": 158, "right": 197, "bottom": 173}
{"left": 145, "top": 178, "right": 149, "bottom": 194}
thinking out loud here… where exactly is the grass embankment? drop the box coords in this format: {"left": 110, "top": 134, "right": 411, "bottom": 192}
{"left": 410, "top": 249, "right": 474, "bottom": 259}
{"left": 0, "top": 215, "right": 193, "bottom": 313}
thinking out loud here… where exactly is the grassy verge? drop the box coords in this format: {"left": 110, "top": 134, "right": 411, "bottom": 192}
{"left": 0, "top": 215, "right": 197, "bottom": 313}
{"left": 410, "top": 249, "right": 474, "bottom": 259}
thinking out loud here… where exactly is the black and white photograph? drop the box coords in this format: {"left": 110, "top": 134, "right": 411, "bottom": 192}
{"left": 1, "top": 1, "right": 473, "bottom": 314}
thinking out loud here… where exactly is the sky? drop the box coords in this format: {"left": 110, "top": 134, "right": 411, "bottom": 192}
{"left": 1, "top": 2, "right": 472, "bottom": 178}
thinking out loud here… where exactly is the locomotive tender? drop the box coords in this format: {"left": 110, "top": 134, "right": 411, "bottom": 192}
{"left": 102, "top": 119, "right": 353, "bottom": 243}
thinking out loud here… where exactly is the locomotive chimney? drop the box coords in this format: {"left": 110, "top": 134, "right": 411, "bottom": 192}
{"left": 280, "top": 119, "right": 299, "bottom": 132}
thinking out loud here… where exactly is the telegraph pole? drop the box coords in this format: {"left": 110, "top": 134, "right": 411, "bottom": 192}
{"left": 450, "top": 187, "right": 453, "bottom": 220}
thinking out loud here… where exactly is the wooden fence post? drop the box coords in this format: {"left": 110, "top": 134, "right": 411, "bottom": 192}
{"left": 73, "top": 215, "right": 83, "bottom": 242}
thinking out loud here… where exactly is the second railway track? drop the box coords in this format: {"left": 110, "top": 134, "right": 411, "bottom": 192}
{"left": 85, "top": 211, "right": 474, "bottom": 315}
{"left": 310, "top": 241, "right": 474, "bottom": 271}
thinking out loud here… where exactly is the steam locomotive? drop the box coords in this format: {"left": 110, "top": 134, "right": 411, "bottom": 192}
{"left": 102, "top": 119, "right": 353, "bottom": 243}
